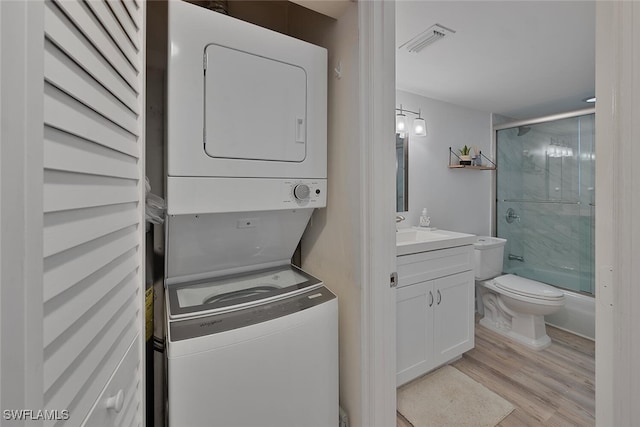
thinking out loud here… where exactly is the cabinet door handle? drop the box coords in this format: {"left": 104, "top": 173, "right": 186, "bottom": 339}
{"left": 106, "top": 389, "right": 124, "bottom": 413}
{"left": 428, "top": 291, "right": 434, "bottom": 307}
{"left": 436, "top": 289, "right": 442, "bottom": 305}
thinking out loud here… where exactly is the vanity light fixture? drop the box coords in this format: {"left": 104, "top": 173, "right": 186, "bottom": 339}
{"left": 413, "top": 112, "right": 427, "bottom": 137}
{"left": 396, "top": 105, "right": 427, "bottom": 137}
{"left": 396, "top": 109, "right": 408, "bottom": 135}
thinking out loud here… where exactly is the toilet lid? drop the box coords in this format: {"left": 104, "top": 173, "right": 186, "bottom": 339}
{"left": 493, "top": 274, "right": 564, "bottom": 301}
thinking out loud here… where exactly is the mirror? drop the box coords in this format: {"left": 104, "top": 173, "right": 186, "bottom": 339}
{"left": 396, "top": 134, "right": 408, "bottom": 212}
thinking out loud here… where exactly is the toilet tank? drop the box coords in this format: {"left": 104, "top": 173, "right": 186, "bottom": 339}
{"left": 473, "top": 237, "right": 507, "bottom": 280}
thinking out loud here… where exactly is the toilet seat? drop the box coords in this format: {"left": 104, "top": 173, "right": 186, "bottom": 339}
{"left": 493, "top": 274, "right": 564, "bottom": 301}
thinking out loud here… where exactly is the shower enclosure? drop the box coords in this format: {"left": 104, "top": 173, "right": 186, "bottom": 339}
{"left": 495, "top": 110, "right": 595, "bottom": 295}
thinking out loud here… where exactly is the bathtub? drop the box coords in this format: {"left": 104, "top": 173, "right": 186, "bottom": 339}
{"left": 544, "top": 289, "right": 595, "bottom": 340}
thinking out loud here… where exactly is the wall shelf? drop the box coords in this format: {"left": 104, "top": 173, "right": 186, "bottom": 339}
{"left": 448, "top": 165, "right": 496, "bottom": 170}
{"left": 448, "top": 147, "right": 496, "bottom": 170}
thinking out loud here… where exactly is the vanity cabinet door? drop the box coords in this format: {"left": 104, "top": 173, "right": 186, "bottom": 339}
{"left": 396, "top": 244, "right": 475, "bottom": 386}
{"left": 396, "top": 281, "right": 434, "bottom": 386}
{"left": 433, "top": 270, "right": 475, "bottom": 365}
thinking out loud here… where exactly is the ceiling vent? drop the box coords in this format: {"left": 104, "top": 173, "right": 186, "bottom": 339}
{"left": 399, "top": 24, "right": 456, "bottom": 53}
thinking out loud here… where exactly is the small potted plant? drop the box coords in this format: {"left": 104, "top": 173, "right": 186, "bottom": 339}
{"left": 459, "top": 145, "right": 472, "bottom": 165}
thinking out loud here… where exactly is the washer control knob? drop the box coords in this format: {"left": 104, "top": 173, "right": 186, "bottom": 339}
{"left": 293, "top": 184, "right": 310, "bottom": 200}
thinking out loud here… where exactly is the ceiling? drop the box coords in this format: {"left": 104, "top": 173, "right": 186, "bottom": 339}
{"left": 396, "top": 1, "right": 595, "bottom": 120}
{"left": 289, "top": 0, "right": 350, "bottom": 19}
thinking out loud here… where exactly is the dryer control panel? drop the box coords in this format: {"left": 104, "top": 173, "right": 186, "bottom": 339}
{"left": 284, "top": 180, "right": 325, "bottom": 207}
{"left": 167, "top": 177, "right": 327, "bottom": 215}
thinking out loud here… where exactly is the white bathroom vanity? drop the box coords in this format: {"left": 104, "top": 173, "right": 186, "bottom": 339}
{"left": 396, "top": 228, "right": 477, "bottom": 386}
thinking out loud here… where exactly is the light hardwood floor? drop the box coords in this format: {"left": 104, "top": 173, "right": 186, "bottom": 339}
{"left": 397, "top": 319, "right": 595, "bottom": 426}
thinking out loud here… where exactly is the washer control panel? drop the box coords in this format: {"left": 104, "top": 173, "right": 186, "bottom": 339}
{"left": 283, "top": 180, "right": 326, "bottom": 207}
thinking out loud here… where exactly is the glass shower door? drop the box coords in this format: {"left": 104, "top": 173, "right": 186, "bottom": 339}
{"left": 496, "top": 113, "right": 595, "bottom": 295}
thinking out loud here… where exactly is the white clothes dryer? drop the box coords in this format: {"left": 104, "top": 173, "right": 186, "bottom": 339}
{"left": 166, "top": 0, "right": 327, "bottom": 216}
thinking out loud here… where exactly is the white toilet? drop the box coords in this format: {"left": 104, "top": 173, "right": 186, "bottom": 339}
{"left": 474, "top": 237, "right": 565, "bottom": 350}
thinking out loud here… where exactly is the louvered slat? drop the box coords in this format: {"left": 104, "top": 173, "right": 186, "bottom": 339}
{"left": 64, "top": 320, "right": 137, "bottom": 427}
{"left": 83, "top": 0, "right": 139, "bottom": 71}
{"left": 52, "top": 0, "right": 138, "bottom": 93}
{"left": 43, "top": 251, "right": 138, "bottom": 348}
{"left": 43, "top": 203, "right": 138, "bottom": 257}
{"left": 43, "top": 273, "right": 136, "bottom": 391}
{"left": 44, "top": 84, "right": 138, "bottom": 157}
{"left": 105, "top": 0, "right": 140, "bottom": 52}
{"left": 120, "top": 0, "right": 140, "bottom": 31}
{"left": 43, "top": 225, "right": 138, "bottom": 301}
{"left": 44, "top": 117, "right": 137, "bottom": 179}
{"left": 44, "top": 1, "right": 139, "bottom": 114}
{"left": 45, "top": 41, "right": 138, "bottom": 135}
{"left": 117, "top": 376, "right": 140, "bottom": 427}
{"left": 43, "top": 170, "right": 139, "bottom": 213}
{"left": 44, "top": 300, "right": 137, "bottom": 425}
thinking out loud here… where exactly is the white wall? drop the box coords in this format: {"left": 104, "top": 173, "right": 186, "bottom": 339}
{"left": 299, "top": 4, "right": 365, "bottom": 425}
{"left": 396, "top": 90, "right": 493, "bottom": 236}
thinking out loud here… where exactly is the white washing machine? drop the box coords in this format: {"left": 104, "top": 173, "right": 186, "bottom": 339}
{"left": 165, "top": 266, "right": 338, "bottom": 427}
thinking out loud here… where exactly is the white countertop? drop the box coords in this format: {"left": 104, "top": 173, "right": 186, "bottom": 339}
{"left": 396, "top": 227, "right": 477, "bottom": 256}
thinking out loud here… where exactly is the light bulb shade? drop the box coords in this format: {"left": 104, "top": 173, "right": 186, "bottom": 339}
{"left": 413, "top": 117, "right": 427, "bottom": 136}
{"left": 396, "top": 113, "right": 408, "bottom": 134}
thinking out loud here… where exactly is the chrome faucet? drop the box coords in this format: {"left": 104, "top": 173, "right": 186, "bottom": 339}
{"left": 396, "top": 215, "right": 406, "bottom": 223}
{"left": 506, "top": 208, "right": 520, "bottom": 224}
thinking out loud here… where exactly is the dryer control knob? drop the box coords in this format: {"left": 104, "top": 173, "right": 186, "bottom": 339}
{"left": 293, "top": 184, "right": 310, "bottom": 200}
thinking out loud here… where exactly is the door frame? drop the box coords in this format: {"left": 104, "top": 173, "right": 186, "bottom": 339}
{"left": 0, "top": 0, "right": 44, "bottom": 413}
{"left": 357, "top": 1, "right": 640, "bottom": 425}
{"left": 595, "top": 1, "right": 640, "bottom": 424}
{"left": 358, "top": 1, "right": 397, "bottom": 426}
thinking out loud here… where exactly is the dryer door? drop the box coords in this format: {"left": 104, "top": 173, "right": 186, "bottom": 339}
{"left": 204, "top": 44, "right": 307, "bottom": 163}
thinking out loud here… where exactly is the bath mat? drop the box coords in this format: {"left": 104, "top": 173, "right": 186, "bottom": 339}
{"left": 397, "top": 365, "right": 515, "bottom": 427}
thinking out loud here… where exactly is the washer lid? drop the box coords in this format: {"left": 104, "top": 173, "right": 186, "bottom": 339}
{"left": 493, "top": 274, "right": 564, "bottom": 300}
{"left": 168, "top": 286, "right": 336, "bottom": 342}
{"left": 166, "top": 264, "right": 322, "bottom": 319}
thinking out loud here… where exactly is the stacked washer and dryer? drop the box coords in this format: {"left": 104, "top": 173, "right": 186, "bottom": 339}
{"left": 164, "top": 2, "right": 337, "bottom": 426}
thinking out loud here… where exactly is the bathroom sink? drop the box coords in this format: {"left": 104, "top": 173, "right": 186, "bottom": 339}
{"left": 396, "top": 228, "right": 449, "bottom": 243}
{"left": 396, "top": 227, "right": 477, "bottom": 255}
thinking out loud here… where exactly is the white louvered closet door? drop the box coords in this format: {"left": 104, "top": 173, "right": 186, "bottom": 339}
{"left": 43, "top": 0, "right": 145, "bottom": 426}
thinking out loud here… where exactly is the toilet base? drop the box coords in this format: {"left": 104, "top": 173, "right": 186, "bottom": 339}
{"left": 479, "top": 316, "right": 552, "bottom": 350}
{"left": 477, "top": 278, "right": 564, "bottom": 351}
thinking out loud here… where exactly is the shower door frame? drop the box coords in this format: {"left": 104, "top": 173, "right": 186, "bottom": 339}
{"left": 490, "top": 107, "right": 596, "bottom": 293}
